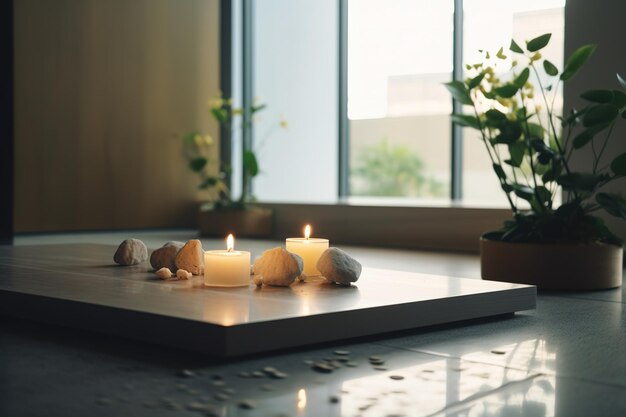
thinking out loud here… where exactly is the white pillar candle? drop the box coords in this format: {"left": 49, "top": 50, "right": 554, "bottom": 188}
{"left": 285, "top": 225, "right": 329, "bottom": 277}
{"left": 204, "top": 234, "right": 251, "bottom": 287}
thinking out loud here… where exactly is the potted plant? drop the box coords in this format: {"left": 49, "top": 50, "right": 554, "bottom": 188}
{"left": 445, "top": 33, "right": 626, "bottom": 290}
{"left": 183, "top": 95, "right": 286, "bottom": 238}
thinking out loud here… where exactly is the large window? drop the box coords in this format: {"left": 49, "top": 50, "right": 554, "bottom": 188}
{"left": 233, "top": 0, "right": 565, "bottom": 206}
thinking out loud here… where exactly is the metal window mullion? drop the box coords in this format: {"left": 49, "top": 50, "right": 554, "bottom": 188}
{"left": 451, "top": 0, "right": 464, "bottom": 201}
{"left": 242, "top": 0, "right": 254, "bottom": 198}
{"left": 338, "top": 0, "right": 349, "bottom": 198}
{"left": 219, "top": 0, "right": 233, "bottom": 189}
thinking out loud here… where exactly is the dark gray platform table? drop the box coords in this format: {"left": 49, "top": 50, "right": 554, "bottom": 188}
{"left": 0, "top": 244, "right": 535, "bottom": 356}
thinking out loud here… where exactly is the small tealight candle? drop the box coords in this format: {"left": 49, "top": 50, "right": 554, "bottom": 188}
{"left": 204, "top": 234, "right": 251, "bottom": 287}
{"left": 286, "top": 225, "right": 329, "bottom": 276}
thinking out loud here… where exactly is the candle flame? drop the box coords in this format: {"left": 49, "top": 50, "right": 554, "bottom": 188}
{"left": 297, "top": 388, "right": 307, "bottom": 410}
{"left": 226, "top": 234, "right": 234, "bottom": 252}
{"left": 304, "top": 224, "right": 311, "bottom": 240}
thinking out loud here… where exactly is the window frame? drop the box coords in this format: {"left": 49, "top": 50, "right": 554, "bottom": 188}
{"left": 223, "top": 0, "right": 511, "bottom": 253}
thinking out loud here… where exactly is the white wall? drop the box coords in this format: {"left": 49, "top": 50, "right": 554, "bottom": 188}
{"left": 564, "top": 0, "right": 626, "bottom": 242}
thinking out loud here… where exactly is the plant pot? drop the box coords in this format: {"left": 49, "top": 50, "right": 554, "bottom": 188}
{"left": 480, "top": 237, "right": 623, "bottom": 290}
{"left": 198, "top": 207, "right": 273, "bottom": 238}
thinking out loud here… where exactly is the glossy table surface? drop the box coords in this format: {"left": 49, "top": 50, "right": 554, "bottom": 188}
{"left": 1, "top": 230, "right": 625, "bottom": 417}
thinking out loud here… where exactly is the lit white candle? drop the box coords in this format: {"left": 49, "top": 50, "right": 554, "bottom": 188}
{"left": 285, "top": 225, "right": 329, "bottom": 277}
{"left": 204, "top": 234, "right": 251, "bottom": 287}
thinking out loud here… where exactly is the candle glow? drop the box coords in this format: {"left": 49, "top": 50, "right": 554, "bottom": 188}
{"left": 286, "top": 225, "right": 329, "bottom": 276}
{"left": 204, "top": 234, "right": 251, "bottom": 287}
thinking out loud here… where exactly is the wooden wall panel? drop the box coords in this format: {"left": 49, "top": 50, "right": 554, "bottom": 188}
{"left": 14, "top": 0, "right": 219, "bottom": 232}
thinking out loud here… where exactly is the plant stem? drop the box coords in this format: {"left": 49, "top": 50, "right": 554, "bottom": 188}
{"left": 531, "top": 64, "right": 579, "bottom": 201}
{"left": 594, "top": 123, "right": 615, "bottom": 174}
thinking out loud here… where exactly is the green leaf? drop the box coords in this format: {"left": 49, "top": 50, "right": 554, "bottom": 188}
{"left": 485, "top": 109, "right": 507, "bottom": 127}
{"left": 494, "top": 84, "right": 519, "bottom": 98}
{"left": 508, "top": 141, "right": 526, "bottom": 167}
{"left": 572, "top": 124, "right": 610, "bottom": 149}
{"left": 582, "top": 104, "right": 619, "bottom": 127}
{"left": 542, "top": 161, "right": 562, "bottom": 183}
{"left": 611, "top": 152, "right": 626, "bottom": 176}
{"left": 596, "top": 193, "right": 626, "bottom": 220}
{"left": 526, "top": 33, "right": 551, "bottom": 52}
{"left": 612, "top": 90, "right": 626, "bottom": 108}
{"left": 510, "top": 39, "right": 524, "bottom": 53}
{"left": 535, "top": 185, "right": 552, "bottom": 206}
{"left": 618, "top": 73, "right": 626, "bottom": 91}
{"left": 444, "top": 81, "right": 473, "bottom": 105}
{"left": 211, "top": 107, "right": 229, "bottom": 123}
{"left": 512, "top": 184, "right": 535, "bottom": 201}
{"left": 467, "top": 73, "right": 485, "bottom": 89}
{"left": 251, "top": 103, "right": 267, "bottom": 114}
{"left": 514, "top": 68, "right": 530, "bottom": 88}
{"left": 188, "top": 157, "right": 208, "bottom": 172}
{"left": 493, "top": 121, "right": 523, "bottom": 144}
{"left": 526, "top": 123, "right": 545, "bottom": 139}
{"left": 530, "top": 138, "right": 553, "bottom": 154}
{"left": 561, "top": 44, "right": 597, "bottom": 81}
{"left": 543, "top": 59, "right": 559, "bottom": 76}
{"left": 556, "top": 173, "right": 603, "bottom": 192}
{"left": 451, "top": 114, "right": 480, "bottom": 129}
{"left": 581, "top": 90, "right": 614, "bottom": 103}
{"left": 243, "top": 150, "right": 259, "bottom": 178}
{"left": 492, "top": 163, "right": 506, "bottom": 180}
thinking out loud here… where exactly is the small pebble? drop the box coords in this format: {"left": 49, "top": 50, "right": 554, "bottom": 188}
{"left": 239, "top": 400, "right": 256, "bottom": 410}
{"left": 374, "top": 366, "right": 388, "bottom": 371}
{"left": 176, "top": 269, "right": 192, "bottom": 280}
{"left": 329, "top": 395, "right": 341, "bottom": 404}
{"left": 155, "top": 267, "right": 173, "bottom": 279}
{"left": 252, "top": 371, "right": 264, "bottom": 378}
{"left": 345, "top": 362, "right": 358, "bottom": 367}
{"left": 303, "top": 360, "right": 314, "bottom": 365}
{"left": 421, "top": 369, "right": 434, "bottom": 373}
{"left": 389, "top": 375, "right": 404, "bottom": 380}
{"left": 337, "top": 357, "right": 351, "bottom": 362}
{"left": 238, "top": 371, "right": 251, "bottom": 378}
{"left": 334, "top": 350, "right": 350, "bottom": 356}
{"left": 214, "top": 392, "right": 230, "bottom": 401}
{"left": 369, "top": 356, "right": 382, "bottom": 361}
{"left": 312, "top": 362, "right": 335, "bottom": 373}
{"left": 186, "top": 402, "right": 209, "bottom": 412}
{"left": 491, "top": 350, "right": 507, "bottom": 355}
{"left": 96, "top": 397, "right": 112, "bottom": 406}
{"left": 269, "top": 371, "right": 288, "bottom": 379}
{"left": 263, "top": 366, "right": 278, "bottom": 374}
{"left": 177, "top": 369, "right": 195, "bottom": 378}
{"left": 211, "top": 380, "right": 225, "bottom": 387}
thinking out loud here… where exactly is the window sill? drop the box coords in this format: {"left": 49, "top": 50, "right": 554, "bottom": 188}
{"left": 257, "top": 201, "right": 512, "bottom": 253}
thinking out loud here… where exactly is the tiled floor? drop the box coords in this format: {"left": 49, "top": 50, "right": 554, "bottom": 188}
{"left": 1, "top": 231, "right": 625, "bottom": 417}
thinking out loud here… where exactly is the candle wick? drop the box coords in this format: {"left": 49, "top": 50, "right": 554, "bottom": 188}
{"left": 227, "top": 247, "right": 233, "bottom": 253}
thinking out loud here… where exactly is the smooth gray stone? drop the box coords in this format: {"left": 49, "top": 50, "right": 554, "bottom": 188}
{"left": 113, "top": 239, "right": 147, "bottom": 266}
{"left": 317, "top": 247, "right": 362, "bottom": 285}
